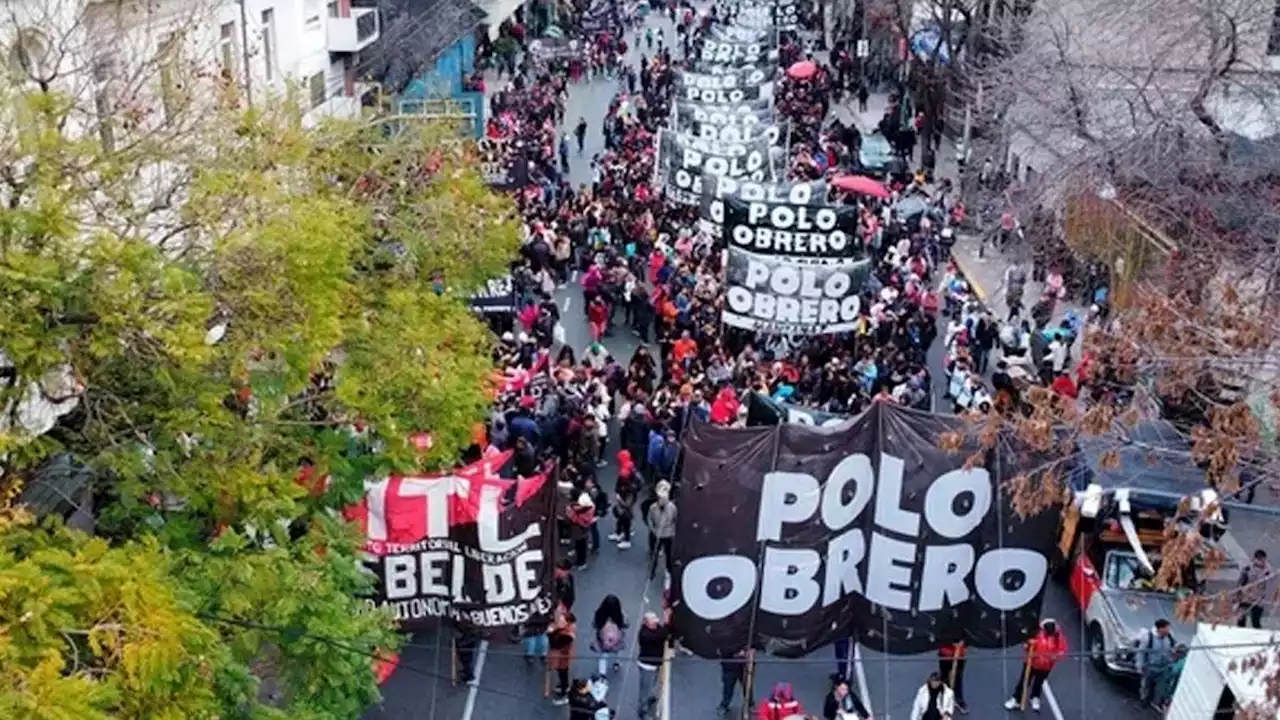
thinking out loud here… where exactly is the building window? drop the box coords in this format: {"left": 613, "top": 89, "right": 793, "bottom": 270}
{"left": 1269, "top": 0, "right": 1280, "bottom": 56}
{"left": 328, "top": 1, "right": 340, "bottom": 17}
{"left": 305, "top": 0, "right": 322, "bottom": 26}
{"left": 261, "top": 9, "right": 276, "bottom": 81}
{"left": 218, "top": 22, "right": 236, "bottom": 80}
{"left": 309, "top": 71, "right": 326, "bottom": 108}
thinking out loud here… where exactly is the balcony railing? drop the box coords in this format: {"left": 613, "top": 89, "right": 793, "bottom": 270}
{"left": 326, "top": 7, "right": 379, "bottom": 53}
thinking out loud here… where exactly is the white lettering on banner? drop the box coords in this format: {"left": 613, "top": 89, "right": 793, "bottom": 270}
{"left": 713, "top": 179, "right": 816, "bottom": 204}
{"left": 685, "top": 85, "right": 750, "bottom": 105}
{"left": 698, "top": 123, "right": 781, "bottom": 145}
{"left": 725, "top": 257, "right": 863, "bottom": 328}
{"left": 731, "top": 225, "right": 850, "bottom": 255}
{"left": 681, "top": 455, "right": 1049, "bottom": 619}
{"left": 682, "top": 104, "right": 771, "bottom": 126}
{"left": 374, "top": 475, "right": 539, "bottom": 554}
{"left": 683, "top": 68, "right": 769, "bottom": 90}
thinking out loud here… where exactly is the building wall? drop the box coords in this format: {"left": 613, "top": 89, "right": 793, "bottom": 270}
{"left": 0, "top": 0, "right": 375, "bottom": 129}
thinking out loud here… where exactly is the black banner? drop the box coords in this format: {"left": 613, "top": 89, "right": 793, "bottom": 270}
{"left": 709, "top": 24, "right": 773, "bottom": 43}
{"left": 670, "top": 404, "right": 1060, "bottom": 657}
{"left": 720, "top": 197, "right": 861, "bottom": 260}
{"left": 689, "top": 121, "right": 783, "bottom": 146}
{"left": 477, "top": 137, "right": 531, "bottom": 190}
{"left": 660, "top": 132, "right": 774, "bottom": 206}
{"left": 676, "top": 65, "right": 776, "bottom": 94}
{"left": 723, "top": 250, "right": 870, "bottom": 334}
{"left": 469, "top": 276, "right": 516, "bottom": 314}
{"left": 699, "top": 176, "right": 831, "bottom": 242}
{"left": 361, "top": 465, "right": 558, "bottom": 630}
{"left": 713, "top": 2, "right": 800, "bottom": 30}
{"left": 675, "top": 100, "right": 776, "bottom": 130}
{"left": 697, "top": 39, "right": 780, "bottom": 68}
{"left": 746, "top": 391, "right": 847, "bottom": 427}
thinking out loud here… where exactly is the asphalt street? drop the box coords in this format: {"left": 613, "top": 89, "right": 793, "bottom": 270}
{"left": 365, "top": 6, "right": 1157, "bottom": 720}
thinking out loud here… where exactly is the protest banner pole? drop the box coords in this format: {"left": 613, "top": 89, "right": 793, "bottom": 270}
{"left": 739, "top": 649, "right": 756, "bottom": 720}
{"left": 737, "top": 424, "right": 783, "bottom": 720}
{"left": 658, "top": 642, "right": 675, "bottom": 719}
{"left": 450, "top": 636, "right": 459, "bottom": 686}
{"left": 543, "top": 660, "right": 552, "bottom": 698}
{"left": 948, "top": 641, "right": 963, "bottom": 688}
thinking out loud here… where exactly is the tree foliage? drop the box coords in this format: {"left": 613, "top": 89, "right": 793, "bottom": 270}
{"left": 0, "top": 17, "right": 520, "bottom": 716}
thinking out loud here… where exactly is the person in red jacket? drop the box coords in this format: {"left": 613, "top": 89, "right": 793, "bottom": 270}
{"left": 758, "top": 682, "right": 804, "bottom": 720}
{"left": 1004, "top": 619, "right": 1068, "bottom": 712}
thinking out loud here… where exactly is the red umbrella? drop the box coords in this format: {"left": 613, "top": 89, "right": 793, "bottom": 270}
{"left": 786, "top": 60, "right": 817, "bottom": 80}
{"left": 832, "top": 174, "right": 891, "bottom": 199}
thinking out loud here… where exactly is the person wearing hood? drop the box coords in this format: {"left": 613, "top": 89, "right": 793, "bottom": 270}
{"left": 567, "top": 491, "right": 596, "bottom": 570}
{"left": 757, "top": 682, "right": 804, "bottom": 720}
{"left": 547, "top": 604, "right": 577, "bottom": 705}
{"left": 645, "top": 480, "right": 677, "bottom": 581}
{"left": 1004, "top": 619, "right": 1067, "bottom": 711}
{"left": 909, "top": 672, "right": 954, "bottom": 720}
{"left": 611, "top": 450, "right": 641, "bottom": 549}
{"left": 646, "top": 428, "right": 678, "bottom": 481}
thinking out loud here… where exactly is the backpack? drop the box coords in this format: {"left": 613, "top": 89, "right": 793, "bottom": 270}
{"left": 599, "top": 620, "right": 623, "bottom": 652}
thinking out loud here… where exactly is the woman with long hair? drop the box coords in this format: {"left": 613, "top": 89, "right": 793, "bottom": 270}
{"left": 591, "top": 594, "right": 628, "bottom": 675}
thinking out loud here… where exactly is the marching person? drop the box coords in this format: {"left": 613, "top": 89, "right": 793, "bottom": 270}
{"left": 757, "top": 682, "right": 804, "bottom": 720}
{"left": 646, "top": 480, "right": 677, "bottom": 581}
{"left": 635, "top": 611, "right": 671, "bottom": 720}
{"left": 823, "top": 677, "right": 871, "bottom": 720}
{"left": 1004, "top": 619, "right": 1068, "bottom": 712}
{"left": 908, "top": 673, "right": 955, "bottom": 720}
{"left": 548, "top": 606, "right": 577, "bottom": 706}
{"left": 591, "top": 594, "right": 627, "bottom": 676}
{"left": 717, "top": 648, "right": 750, "bottom": 716}
{"left": 937, "top": 636, "right": 968, "bottom": 714}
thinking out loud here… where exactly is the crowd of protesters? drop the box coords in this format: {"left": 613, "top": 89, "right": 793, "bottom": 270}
{"left": 450, "top": 0, "right": 1109, "bottom": 717}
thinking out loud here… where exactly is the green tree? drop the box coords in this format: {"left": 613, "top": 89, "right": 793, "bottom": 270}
{"left": 0, "top": 18, "right": 520, "bottom": 719}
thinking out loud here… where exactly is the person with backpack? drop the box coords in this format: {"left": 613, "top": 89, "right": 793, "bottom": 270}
{"left": 591, "top": 594, "right": 628, "bottom": 675}
{"left": 1136, "top": 619, "right": 1178, "bottom": 706}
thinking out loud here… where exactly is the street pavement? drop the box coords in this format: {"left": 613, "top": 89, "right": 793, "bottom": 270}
{"left": 363, "top": 10, "right": 1274, "bottom": 720}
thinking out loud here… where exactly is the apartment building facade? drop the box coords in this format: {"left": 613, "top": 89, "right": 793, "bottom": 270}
{"left": 3, "top": 0, "right": 382, "bottom": 128}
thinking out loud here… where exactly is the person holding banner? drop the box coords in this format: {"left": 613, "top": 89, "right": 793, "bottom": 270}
{"left": 1003, "top": 619, "right": 1068, "bottom": 712}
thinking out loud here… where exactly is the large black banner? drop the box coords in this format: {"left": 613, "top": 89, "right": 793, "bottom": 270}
{"left": 670, "top": 404, "right": 1060, "bottom": 658}
{"left": 723, "top": 250, "right": 869, "bottom": 334}
{"left": 746, "top": 391, "right": 848, "bottom": 427}
{"left": 660, "top": 132, "right": 774, "bottom": 205}
{"left": 720, "top": 196, "right": 861, "bottom": 260}
{"left": 360, "top": 459, "right": 558, "bottom": 629}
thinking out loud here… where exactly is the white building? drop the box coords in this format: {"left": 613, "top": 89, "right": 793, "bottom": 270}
{"left": 2, "top": 0, "right": 382, "bottom": 129}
